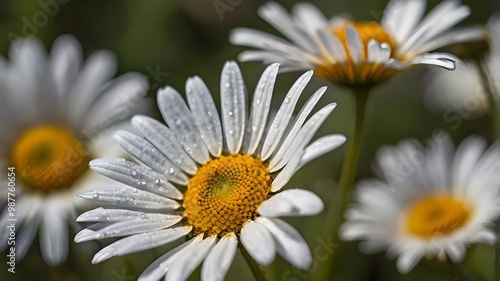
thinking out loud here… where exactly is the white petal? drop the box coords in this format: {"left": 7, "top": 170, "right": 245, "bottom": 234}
{"left": 318, "top": 29, "right": 347, "bottom": 62}
{"left": 75, "top": 214, "right": 182, "bottom": 242}
{"left": 271, "top": 150, "right": 304, "bottom": 192}
{"left": 158, "top": 86, "right": 210, "bottom": 164}
{"left": 132, "top": 115, "right": 198, "bottom": 175}
{"left": 92, "top": 226, "right": 192, "bottom": 264}
{"left": 261, "top": 70, "right": 313, "bottom": 160}
{"left": 452, "top": 136, "right": 486, "bottom": 189}
{"left": 49, "top": 35, "right": 82, "bottom": 101}
{"left": 77, "top": 208, "right": 153, "bottom": 222}
{"left": 220, "top": 61, "right": 247, "bottom": 154}
{"left": 77, "top": 188, "right": 180, "bottom": 210}
{"left": 166, "top": 236, "right": 216, "bottom": 281}
{"left": 240, "top": 221, "right": 276, "bottom": 265}
{"left": 396, "top": 247, "right": 424, "bottom": 274}
{"left": 69, "top": 50, "right": 117, "bottom": 129}
{"left": 258, "top": 189, "right": 323, "bottom": 217}
{"left": 138, "top": 237, "right": 200, "bottom": 281}
{"left": 186, "top": 76, "right": 223, "bottom": 157}
{"left": 258, "top": 2, "right": 317, "bottom": 53}
{"left": 201, "top": 234, "right": 238, "bottom": 281}
{"left": 40, "top": 207, "right": 68, "bottom": 266}
{"left": 444, "top": 242, "right": 466, "bottom": 262}
{"left": 113, "top": 131, "right": 188, "bottom": 183}
{"left": 269, "top": 86, "right": 327, "bottom": 171}
{"left": 257, "top": 217, "right": 312, "bottom": 270}
{"left": 246, "top": 63, "right": 279, "bottom": 155}
{"left": 345, "top": 25, "right": 364, "bottom": 63}
{"left": 16, "top": 218, "right": 39, "bottom": 260}
{"left": 270, "top": 103, "right": 336, "bottom": 172}
{"left": 297, "top": 134, "right": 346, "bottom": 170}
{"left": 89, "top": 158, "right": 184, "bottom": 199}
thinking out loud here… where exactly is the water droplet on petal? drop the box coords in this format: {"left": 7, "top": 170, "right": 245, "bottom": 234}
{"left": 228, "top": 111, "right": 234, "bottom": 117}
{"left": 284, "top": 97, "right": 291, "bottom": 103}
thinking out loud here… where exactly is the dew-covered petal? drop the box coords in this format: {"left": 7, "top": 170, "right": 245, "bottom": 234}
{"left": 258, "top": 189, "right": 323, "bottom": 217}
{"left": 132, "top": 115, "right": 198, "bottom": 175}
{"left": 257, "top": 217, "right": 312, "bottom": 270}
{"left": 158, "top": 86, "right": 210, "bottom": 164}
{"left": 92, "top": 226, "right": 192, "bottom": 264}
{"left": 77, "top": 208, "right": 155, "bottom": 223}
{"left": 89, "top": 158, "right": 184, "bottom": 198}
{"left": 269, "top": 86, "right": 327, "bottom": 171}
{"left": 270, "top": 103, "right": 336, "bottom": 172}
{"left": 77, "top": 188, "right": 180, "bottom": 210}
{"left": 186, "top": 76, "right": 223, "bottom": 157}
{"left": 220, "top": 61, "right": 247, "bottom": 154}
{"left": 241, "top": 220, "right": 276, "bottom": 265}
{"left": 261, "top": 70, "right": 313, "bottom": 160}
{"left": 246, "top": 63, "right": 279, "bottom": 155}
{"left": 75, "top": 214, "right": 182, "bottom": 242}
{"left": 201, "top": 234, "right": 238, "bottom": 281}
{"left": 113, "top": 131, "right": 187, "bottom": 182}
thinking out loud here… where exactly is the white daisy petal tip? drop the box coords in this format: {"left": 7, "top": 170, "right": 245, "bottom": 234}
{"left": 258, "top": 189, "right": 324, "bottom": 217}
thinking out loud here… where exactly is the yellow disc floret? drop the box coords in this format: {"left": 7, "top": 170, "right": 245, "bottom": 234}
{"left": 315, "top": 21, "right": 399, "bottom": 87}
{"left": 406, "top": 195, "right": 470, "bottom": 238}
{"left": 11, "top": 125, "right": 89, "bottom": 192}
{"left": 183, "top": 154, "right": 272, "bottom": 237}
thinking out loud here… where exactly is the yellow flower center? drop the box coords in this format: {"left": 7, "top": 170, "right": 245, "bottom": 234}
{"left": 406, "top": 195, "right": 470, "bottom": 238}
{"left": 315, "top": 21, "right": 399, "bottom": 87}
{"left": 10, "top": 125, "right": 89, "bottom": 192}
{"left": 183, "top": 154, "right": 272, "bottom": 237}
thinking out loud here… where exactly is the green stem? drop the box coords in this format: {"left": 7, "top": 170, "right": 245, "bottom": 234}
{"left": 314, "top": 86, "right": 371, "bottom": 281}
{"left": 239, "top": 244, "right": 267, "bottom": 281}
{"left": 475, "top": 59, "right": 500, "bottom": 139}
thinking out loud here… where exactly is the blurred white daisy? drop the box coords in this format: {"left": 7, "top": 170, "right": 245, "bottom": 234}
{"left": 340, "top": 133, "right": 500, "bottom": 273}
{"left": 425, "top": 16, "right": 500, "bottom": 117}
{"left": 0, "top": 35, "right": 148, "bottom": 266}
{"left": 230, "top": 0, "right": 484, "bottom": 87}
{"left": 75, "top": 61, "right": 346, "bottom": 281}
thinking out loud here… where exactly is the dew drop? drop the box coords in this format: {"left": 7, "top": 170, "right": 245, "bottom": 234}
{"left": 228, "top": 111, "right": 234, "bottom": 117}
{"left": 284, "top": 97, "right": 291, "bottom": 103}
{"left": 255, "top": 98, "right": 261, "bottom": 105}
{"left": 224, "top": 82, "right": 230, "bottom": 88}
{"left": 168, "top": 168, "right": 175, "bottom": 174}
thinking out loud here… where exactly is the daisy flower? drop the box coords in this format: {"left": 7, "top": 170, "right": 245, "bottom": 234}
{"left": 230, "top": 0, "right": 484, "bottom": 87}
{"left": 340, "top": 133, "right": 500, "bottom": 273}
{"left": 0, "top": 35, "right": 148, "bottom": 266}
{"left": 75, "top": 61, "right": 346, "bottom": 281}
{"left": 425, "top": 16, "right": 500, "bottom": 117}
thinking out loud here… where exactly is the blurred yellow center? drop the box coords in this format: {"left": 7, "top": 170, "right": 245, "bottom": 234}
{"left": 11, "top": 125, "right": 88, "bottom": 192}
{"left": 406, "top": 195, "right": 470, "bottom": 238}
{"left": 183, "top": 154, "right": 272, "bottom": 236}
{"left": 315, "top": 21, "right": 399, "bottom": 87}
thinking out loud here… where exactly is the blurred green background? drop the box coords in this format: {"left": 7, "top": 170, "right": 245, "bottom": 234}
{"left": 0, "top": 0, "right": 498, "bottom": 280}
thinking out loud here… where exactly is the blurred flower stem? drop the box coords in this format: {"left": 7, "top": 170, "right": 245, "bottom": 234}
{"left": 475, "top": 59, "right": 500, "bottom": 139}
{"left": 475, "top": 59, "right": 500, "bottom": 280}
{"left": 316, "top": 86, "right": 371, "bottom": 281}
{"left": 239, "top": 243, "right": 267, "bottom": 281}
